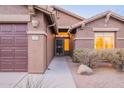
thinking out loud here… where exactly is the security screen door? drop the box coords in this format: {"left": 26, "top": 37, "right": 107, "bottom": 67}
{"left": 55, "top": 38, "right": 70, "bottom": 56}
{"left": 56, "top": 39, "right": 64, "bottom": 56}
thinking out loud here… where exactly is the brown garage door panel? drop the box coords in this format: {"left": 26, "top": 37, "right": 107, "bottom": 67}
{"left": 14, "top": 63, "right": 27, "bottom": 72}
{"left": 14, "top": 58, "right": 27, "bottom": 72}
{"left": 0, "top": 58, "right": 15, "bottom": 72}
{"left": 0, "top": 48, "right": 15, "bottom": 58}
{"left": 0, "top": 23, "right": 28, "bottom": 72}
{"left": 14, "top": 68, "right": 27, "bottom": 72}
{"left": 15, "top": 36, "right": 27, "bottom": 47}
{"left": 0, "top": 24, "right": 13, "bottom": 35}
{"left": 14, "top": 24, "right": 27, "bottom": 35}
{"left": 0, "top": 36, "right": 14, "bottom": 47}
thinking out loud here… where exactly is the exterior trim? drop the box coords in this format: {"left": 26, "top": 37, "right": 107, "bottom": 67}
{"left": 70, "top": 21, "right": 84, "bottom": 30}
{"left": 28, "top": 5, "right": 35, "bottom": 15}
{"left": 117, "top": 38, "right": 124, "bottom": 40}
{"left": 27, "top": 31, "right": 47, "bottom": 36}
{"left": 74, "top": 37, "right": 94, "bottom": 40}
{"left": 85, "top": 11, "right": 124, "bottom": 24}
{"left": 58, "top": 26, "right": 70, "bottom": 29}
{"left": 35, "top": 5, "right": 54, "bottom": 13}
{"left": 0, "top": 15, "right": 30, "bottom": 22}
{"left": 52, "top": 5, "right": 85, "bottom": 20}
{"left": 34, "top": 6, "right": 58, "bottom": 34}
{"left": 93, "top": 28, "right": 119, "bottom": 31}
{"left": 68, "top": 11, "right": 124, "bottom": 31}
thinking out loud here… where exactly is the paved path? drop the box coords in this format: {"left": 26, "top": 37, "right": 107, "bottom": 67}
{"left": 0, "top": 72, "right": 27, "bottom": 88}
{"left": 16, "top": 57, "right": 76, "bottom": 88}
{"left": 43, "top": 57, "right": 76, "bottom": 88}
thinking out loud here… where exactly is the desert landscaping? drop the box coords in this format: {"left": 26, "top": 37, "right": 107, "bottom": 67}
{"left": 66, "top": 48, "right": 124, "bottom": 88}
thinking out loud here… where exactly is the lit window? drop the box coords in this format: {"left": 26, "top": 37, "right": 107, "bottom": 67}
{"left": 95, "top": 32, "right": 114, "bottom": 49}
{"left": 56, "top": 32, "right": 69, "bottom": 37}
{"left": 64, "top": 39, "right": 69, "bottom": 51}
{"left": 95, "top": 36, "right": 104, "bottom": 49}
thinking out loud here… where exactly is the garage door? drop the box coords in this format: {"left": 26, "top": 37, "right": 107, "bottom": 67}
{"left": 0, "top": 24, "right": 28, "bottom": 72}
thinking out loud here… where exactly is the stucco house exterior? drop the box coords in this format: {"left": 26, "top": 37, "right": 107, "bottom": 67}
{"left": 0, "top": 5, "right": 124, "bottom": 73}
{"left": 73, "top": 11, "right": 124, "bottom": 49}
{"left": 0, "top": 5, "right": 58, "bottom": 73}
{"left": 0, "top": 5, "right": 83, "bottom": 73}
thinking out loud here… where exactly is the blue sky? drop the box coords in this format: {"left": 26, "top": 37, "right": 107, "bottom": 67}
{"left": 61, "top": 5, "right": 124, "bottom": 18}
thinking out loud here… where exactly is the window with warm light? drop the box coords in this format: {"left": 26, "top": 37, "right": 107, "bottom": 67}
{"left": 56, "top": 32, "right": 69, "bottom": 37}
{"left": 64, "top": 39, "right": 69, "bottom": 51}
{"left": 95, "top": 32, "right": 114, "bottom": 49}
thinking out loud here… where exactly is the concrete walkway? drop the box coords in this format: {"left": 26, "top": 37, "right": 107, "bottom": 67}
{"left": 43, "top": 57, "right": 76, "bottom": 88}
{"left": 0, "top": 72, "right": 27, "bottom": 88}
{"left": 15, "top": 57, "right": 76, "bottom": 88}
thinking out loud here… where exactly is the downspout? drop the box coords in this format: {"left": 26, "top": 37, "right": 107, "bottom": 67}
{"left": 46, "top": 9, "right": 58, "bottom": 66}
{"left": 49, "top": 11, "right": 59, "bottom": 57}
{"left": 48, "top": 23, "right": 56, "bottom": 28}
{"left": 50, "top": 11, "right": 58, "bottom": 34}
{"left": 34, "top": 5, "right": 58, "bottom": 69}
{"left": 46, "top": 23, "right": 56, "bottom": 67}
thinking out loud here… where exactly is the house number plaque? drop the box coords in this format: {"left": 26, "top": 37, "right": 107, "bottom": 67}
{"left": 32, "top": 35, "right": 39, "bottom": 41}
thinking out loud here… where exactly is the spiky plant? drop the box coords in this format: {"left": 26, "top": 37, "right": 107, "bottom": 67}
{"left": 16, "top": 74, "right": 57, "bottom": 88}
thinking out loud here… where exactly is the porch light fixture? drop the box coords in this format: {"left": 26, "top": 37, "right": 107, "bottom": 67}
{"left": 32, "top": 19, "right": 39, "bottom": 28}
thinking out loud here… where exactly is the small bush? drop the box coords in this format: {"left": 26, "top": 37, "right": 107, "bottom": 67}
{"left": 88, "top": 49, "right": 101, "bottom": 68}
{"left": 114, "top": 49, "right": 124, "bottom": 71}
{"left": 99, "top": 49, "right": 119, "bottom": 63}
{"left": 73, "top": 49, "right": 83, "bottom": 63}
{"left": 73, "top": 49, "right": 92, "bottom": 65}
{"left": 78, "top": 48, "right": 91, "bottom": 65}
{"left": 73, "top": 48, "right": 124, "bottom": 71}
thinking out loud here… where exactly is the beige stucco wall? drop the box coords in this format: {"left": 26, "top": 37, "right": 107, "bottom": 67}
{"left": 75, "top": 16, "right": 124, "bottom": 49}
{"left": 108, "top": 17, "right": 124, "bottom": 48}
{"left": 28, "top": 35, "right": 47, "bottom": 73}
{"left": 55, "top": 9, "right": 82, "bottom": 26}
{"left": 28, "top": 9, "right": 55, "bottom": 73}
{"left": 74, "top": 39, "right": 94, "bottom": 49}
{"left": 28, "top": 10, "right": 46, "bottom": 31}
{"left": 27, "top": 9, "right": 48, "bottom": 73}
{"left": 47, "top": 29, "right": 55, "bottom": 66}
{"left": 43, "top": 14, "right": 55, "bottom": 66}
{"left": 0, "top": 5, "right": 28, "bottom": 14}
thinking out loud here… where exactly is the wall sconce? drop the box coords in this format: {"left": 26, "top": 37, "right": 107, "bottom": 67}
{"left": 32, "top": 19, "right": 39, "bottom": 28}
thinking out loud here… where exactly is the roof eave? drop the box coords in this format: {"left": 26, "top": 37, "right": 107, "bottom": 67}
{"left": 34, "top": 5, "right": 58, "bottom": 34}
{"left": 51, "top": 5, "right": 85, "bottom": 20}
{"left": 84, "top": 11, "right": 124, "bottom": 24}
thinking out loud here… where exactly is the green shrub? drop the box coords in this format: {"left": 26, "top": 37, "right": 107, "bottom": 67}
{"left": 73, "top": 48, "right": 124, "bottom": 71}
{"left": 99, "top": 49, "right": 119, "bottom": 63}
{"left": 73, "top": 49, "right": 83, "bottom": 63}
{"left": 88, "top": 49, "right": 101, "bottom": 68}
{"left": 114, "top": 48, "right": 124, "bottom": 71}
{"left": 73, "top": 48, "right": 91, "bottom": 65}
{"left": 78, "top": 48, "right": 90, "bottom": 65}
{"left": 73, "top": 48, "right": 98, "bottom": 67}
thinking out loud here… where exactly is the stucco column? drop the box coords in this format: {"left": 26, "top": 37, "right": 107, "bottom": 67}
{"left": 27, "top": 31, "right": 47, "bottom": 74}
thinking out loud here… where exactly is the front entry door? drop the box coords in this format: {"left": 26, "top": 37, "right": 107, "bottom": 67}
{"left": 56, "top": 39, "right": 64, "bottom": 56}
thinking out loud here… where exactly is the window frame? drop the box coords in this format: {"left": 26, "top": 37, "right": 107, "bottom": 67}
{"left": 94, "top": 32, "right": 115, "bottom": 49}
